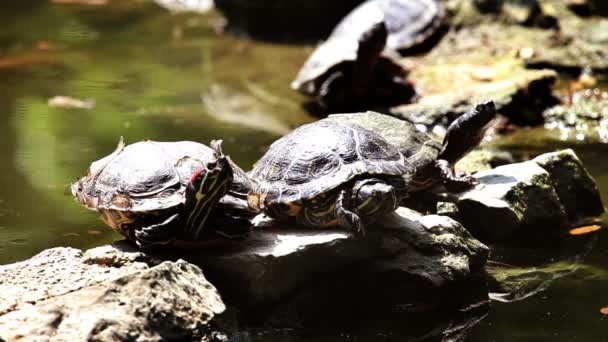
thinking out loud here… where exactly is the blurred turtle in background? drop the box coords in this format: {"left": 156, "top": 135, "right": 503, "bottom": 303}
{"left": 292, "top": 20, "right": 417, "bottom": 113}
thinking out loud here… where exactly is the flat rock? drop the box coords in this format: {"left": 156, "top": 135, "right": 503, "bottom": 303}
{"left": 391, "top": 58, "right": 557, "bottom": 128}
{"left": 454, "top": 149, "right": 603, "bottom": 241}
{"left": 168, "top": 208, "right": 488, "bottom": 325}
{"left": 0, "top": 246, "right": 226, "bottom": 341}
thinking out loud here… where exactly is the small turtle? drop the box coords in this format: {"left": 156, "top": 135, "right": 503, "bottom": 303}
{"left": 327, "top": 101, "right": 497, "bottom": 192}
{"left": 247, "top": 120, "right": 415, "bottom": 234}
{"left": 331, "top": 0, "right": 446, "bottom": 52}
{"left": 291, "top": 20, "right": 417, "bottom": 112}
{"left": 72, "top": 139, "right": 249, "bottom": 248}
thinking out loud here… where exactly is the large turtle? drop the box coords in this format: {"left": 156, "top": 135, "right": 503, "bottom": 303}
{"left": 247, "top": 120, "right": 415, "bottom": 234}
{"left": 72, "top": 139, "right": 251, "bottom": 248}
{"left": 331, "top": 0, "right": 446, "bottom": 52}
{"left": 326, "top": 101, "right": 497, "bottom": 192}
{"left": 291, "top": 19, "right": 417, "bottom": 112}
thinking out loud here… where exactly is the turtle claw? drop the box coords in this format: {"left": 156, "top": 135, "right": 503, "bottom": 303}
{"left": 133, "top": 213, "right": 179, "bottom": 249}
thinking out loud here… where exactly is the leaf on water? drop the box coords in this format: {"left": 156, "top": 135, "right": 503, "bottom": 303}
{"left": 568, "top": 224, "right": 602, "bottom": 236}
{"left": 48, "top": 96, "right": 95, "bottom": 109}
{"left": 600, "top": 306, "right": 608, "bottom": 315}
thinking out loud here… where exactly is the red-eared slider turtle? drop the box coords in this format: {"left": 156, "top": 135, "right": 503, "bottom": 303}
{"left": 331, "top": 0, "right": 445, "bottom": 52}
{"left": 327, "top": 101, "right": 497, "bottom": 192}
{"left": 72, "top": 139, "right": 248, "bottom": 248}
{"left": 291, "top": 20, "right": 417, "bottom": 112}
{"left": 247, "top": 120, "right": 415, "bottom": 234}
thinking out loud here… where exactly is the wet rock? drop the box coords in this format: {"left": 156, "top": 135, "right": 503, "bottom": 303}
{"left": 544, "top": 88, "right": 608, "bottom": 143}
{"left": 456, "top": 149, "right": 516, "bottom": 173}
{"left": 533, "top": 149, "right": 605, "bottom": 219}
{"left": 442, "top": 1, "right": 608, "bottom": 71}
{"left": 391, "top": 58, "right": 557, "bottom": 128}
{"left": 454, "top": 149, "right": 603, "bottom": 241}
{"left": 174, "top": 208, "right": 488, "bottom": 326}
{"left": 0, "top": 245, "right": 227, "bottom": 341}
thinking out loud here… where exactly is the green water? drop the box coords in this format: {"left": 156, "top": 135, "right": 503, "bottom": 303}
{"left": 0, "top": 1, "right": 606, "bottom": 340}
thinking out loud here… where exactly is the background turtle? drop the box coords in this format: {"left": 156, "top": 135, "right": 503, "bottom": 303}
{"left": 331, "top": 0, "right": 446, "bottom": 53}
{"left": 291, "top": 20, "right": 417, "bottom": 112}
{"left": 72, "top": 139, "right": 248, "bottom": 248}
{"left": 247, "top": 120, "right": 415, "bottom": 234}
{"left": 327, "top": 101, "right": 497, "bottom": 192}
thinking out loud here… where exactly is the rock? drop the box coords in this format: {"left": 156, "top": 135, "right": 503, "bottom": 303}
{"left": 543, "top": 88, "right": 608, "bottom": 143}
{"left": 456, "top": 149, "right": 516, "bottom": 173}
{"left": 0, "top": 245, "right": 152, "bottom": 316}
{"left": 453, "top": 149, "right": 603, "bottom": 242}
{"left": 533, "top": 149, "right": 604, "bottom": 219}
{"left": 0, "top": 244, "right": 227, "bottom": 341}
{"left": 391, "top": 58, "right": 557, "bottom": 128}
{"left": 263, "top": 208, "right": 489, "bottom": 328}
{"left": 169, "top": 208, "right": 488, "bottom": 326}
{"left": 446, "top": 1, "right": 608, "bottom": 71}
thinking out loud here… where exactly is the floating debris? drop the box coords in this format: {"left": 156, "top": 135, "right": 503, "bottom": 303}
{"left": 154, "top": 0, "right": 213, "bottom": 13}
{"left": 87, "top": 229, "right": 103, "bottom": 235}
{"left": 601, "top": 306, "right": 608, "bottom": 315}
{"left": 568, "top": 224, "right": 602, "bottom": 236}
{"left": 48, "top": 96, "right": 95, "bottom": 109}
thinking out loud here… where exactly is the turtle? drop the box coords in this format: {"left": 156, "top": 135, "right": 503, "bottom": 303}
{"left": 331, "top": 0, "right": 446, "bottom": 53}
{"left": 71, "top": 139, "right": 250, "bottom": 248}
{"left": 247, "top": 120, "right": 415, "bottom": 234}
{"left": 291, "top": 19, "right": 417, "bottom": 112}
{"left": 326, "top": 101, "right": 497, "bottom": 192}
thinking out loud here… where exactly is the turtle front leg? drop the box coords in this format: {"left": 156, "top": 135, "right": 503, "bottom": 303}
{"left": 336, "top": 189, "right": 366, "bottom": 236}
{"left": 318, "top": 71, "right": 348, "bottom": 110}
{"left": 434, "top": 159, "right": 477, "bottom": 192}
{"left": 134, "top": 213, "right": 181, "bottom": 249}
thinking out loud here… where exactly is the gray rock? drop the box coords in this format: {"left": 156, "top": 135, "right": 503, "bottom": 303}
{"left": 0, "top": 246, "right": 226, "bottom": 341}
{"left": 533, "top": 149, "right": 604, "bottom": 219}
{"left": 454, "top": 149, "right": 604, "bottom": 241}
{"left": 456, "top": 161, "right": 568, "bottom": 241}
{"left": 0, "top": 245, "right": 152, "bottom": 316}
{"left": 173, "top": 208, "right": 488, "bottom": 325}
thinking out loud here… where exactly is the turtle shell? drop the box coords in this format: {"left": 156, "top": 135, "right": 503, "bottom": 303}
{"left": 331, "top": 0, "right": 445, "bottom": 51}
{"left": 326, "top": 111, "right": 441, "bottom": 170}
{"left": 72, "top": 139, "right": 253, "bottom": 235}
{"left": 249, "top": 120, "right": 414, "bottom": 205}
{"left": 291, "top": 12, "right": 405, "bottom": 95}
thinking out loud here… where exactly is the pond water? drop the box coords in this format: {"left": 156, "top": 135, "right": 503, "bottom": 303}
{"left": 0, "top": 1, "right": 606, "bottom": 340}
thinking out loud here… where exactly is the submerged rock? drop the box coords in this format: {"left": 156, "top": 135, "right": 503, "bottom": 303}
{"left": 0, "top": 246, "right": 227, "bottom": 341}
{"left": 453, "top": 149, "right": 604, "bottom": 241}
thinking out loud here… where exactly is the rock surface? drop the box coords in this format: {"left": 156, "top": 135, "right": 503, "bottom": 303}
{"left": 453, "top": 149, "right": 604, "bottom": 241}
{"left": 0, "top": 246, "right": 226, "bottom": 341}
{"left": 391, "top": 59, "right": 557, "bottom": 128}
{"left": 169, "top": 208, "right": 489, "bottom": 326}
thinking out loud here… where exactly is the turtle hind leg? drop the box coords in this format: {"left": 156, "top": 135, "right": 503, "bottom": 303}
{"left": 133, "top": 213, "right": 180, "bottom": 249}
{"left": 434, "top": 160, "right": 477, "bottom": 192}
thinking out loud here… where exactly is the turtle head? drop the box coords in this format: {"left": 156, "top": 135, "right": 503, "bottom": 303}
{"left": 184, "top": 140, "right": 234, "bottom": 237}
{"left": 438, "top": 101, "right": 497, "bottom": 164}
{"left": 358, "top": 20, "right": 388, "bottom": 62}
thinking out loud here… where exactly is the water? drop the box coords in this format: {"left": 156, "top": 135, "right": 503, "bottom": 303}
{"left": 0, "top": 1, "right": 606, "bottom": 340}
